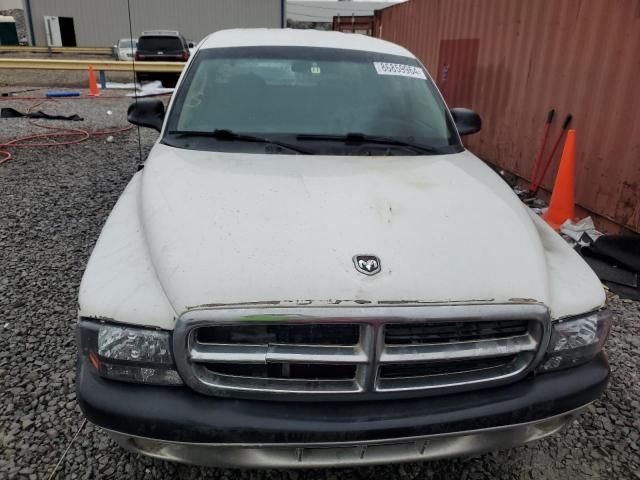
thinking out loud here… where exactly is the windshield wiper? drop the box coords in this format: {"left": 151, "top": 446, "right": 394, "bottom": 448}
{"left": 295, "top": 132, "right": 438, "bottom": 154}
{"left": 167, "top": 129, "right": 313, "bottom": 154}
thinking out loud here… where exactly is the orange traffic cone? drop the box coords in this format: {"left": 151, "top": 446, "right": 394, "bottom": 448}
{"left": 88, "top": 65, "right": 100, "bottom": 97}
{"left": 543, "top": 129, "right": 576, "bottom": 230}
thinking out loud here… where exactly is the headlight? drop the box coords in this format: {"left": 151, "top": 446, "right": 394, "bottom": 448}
{"left": 78, "top": 319, "right": 183, "bottom": 385}
{"left": 538, "top": 309, "right": 612, "bottom": 372}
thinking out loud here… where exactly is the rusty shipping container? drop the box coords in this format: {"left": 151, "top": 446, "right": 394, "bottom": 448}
{"left": 374, "top": 0, "right": 640, "bottom": 233}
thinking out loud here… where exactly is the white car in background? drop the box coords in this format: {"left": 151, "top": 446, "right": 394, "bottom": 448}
{"left": 77, "top": 29, "right": 611, "bottom": 468}
{"left": 113, "top": 37, "right": 137, "bottom": 61}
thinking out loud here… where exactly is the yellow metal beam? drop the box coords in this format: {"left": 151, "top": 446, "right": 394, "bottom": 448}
{"left": 0, "top": 58, "right": 184, "bottom": 73}
{"left": 0, "top": 46, "right": 113, "bottom": 54}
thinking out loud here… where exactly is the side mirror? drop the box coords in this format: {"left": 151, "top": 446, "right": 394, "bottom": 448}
{"left": 450, "top": 108, "right": 482, "bottom": 136}
{"left": 188, "top": 42, "right": 195, "bottom": 48}
{"left": 127, "top": 99, "right": 165, "bottom": 131}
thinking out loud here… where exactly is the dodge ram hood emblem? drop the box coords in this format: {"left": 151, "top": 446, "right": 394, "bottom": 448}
{"left": 353, "top": 255, "right": 381, "bottom": 276}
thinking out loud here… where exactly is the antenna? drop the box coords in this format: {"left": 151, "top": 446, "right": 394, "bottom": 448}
{"left": 127, "top": 0, "right": 144, "bottom": 167}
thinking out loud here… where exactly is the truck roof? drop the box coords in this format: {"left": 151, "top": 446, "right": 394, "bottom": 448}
{"left": 199, "top": 28, "right": 414, "bottom": 58}
{"left": 141, "top": 30, "right": 181, "bottom": 37}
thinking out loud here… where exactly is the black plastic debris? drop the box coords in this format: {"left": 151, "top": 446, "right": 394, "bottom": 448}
{"left": 0, "top": 107, "right": 84, "bottom": 121}
{"left": 589, "top": 235, "right": 640, "bottom": 273}
{"left": 579, "top": 235, "right": 640, "bottom": 300}
{"left": 581, "top": 255, "right": 638, "bottom": 287}
{"left": 0, "top": 88, "right": 40, "bottom": 97}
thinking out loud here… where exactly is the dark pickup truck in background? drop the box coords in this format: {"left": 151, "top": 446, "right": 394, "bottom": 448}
{"left": 135, "top": 30, "right": 192, "bottom": 86}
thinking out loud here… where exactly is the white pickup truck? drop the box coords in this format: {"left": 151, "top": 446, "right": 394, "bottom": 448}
{"left": 76, "top": 29, "right": 611, "bottom": 468}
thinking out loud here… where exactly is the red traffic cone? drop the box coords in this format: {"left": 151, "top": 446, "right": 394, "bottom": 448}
{"left": 543, "top": 129, "right": 576, "bottom": 230}
{"left": 88, "top": 65, "right": 100, "bottom": 97}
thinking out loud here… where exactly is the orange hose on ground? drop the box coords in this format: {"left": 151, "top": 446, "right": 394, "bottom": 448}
{"left": 0, "top": 99, "right": 135, "bottom": 165}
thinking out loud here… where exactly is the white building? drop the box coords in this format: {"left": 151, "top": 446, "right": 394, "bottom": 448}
{"left": 22, "top": 0, "right": 285, "bottom": 47}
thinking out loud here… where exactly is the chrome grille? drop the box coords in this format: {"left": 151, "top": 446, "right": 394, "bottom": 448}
{"left": 384, "top": 320, "right": 530, "bottom": 344}
{"left": 173, "top": 304, "right": 549, "bottom": 400}
{"left": 196, "top": 323, "right": 360, "bottom": 346}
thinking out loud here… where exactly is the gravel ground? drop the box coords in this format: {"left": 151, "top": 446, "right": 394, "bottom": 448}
{"left": 1, "top": 89, "right": 639, "bottom": 479}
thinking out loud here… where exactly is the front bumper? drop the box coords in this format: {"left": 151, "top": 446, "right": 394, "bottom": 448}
{"left": 107, "top": 409, "right": 585, "bottom": 468}
{"left": 77, "top": 353, "right": 609, "bottom": 468}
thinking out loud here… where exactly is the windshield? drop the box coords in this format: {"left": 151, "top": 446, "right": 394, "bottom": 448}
{"left": 138, "top": 36, "right": 183, "bottom": 52}
{"left": 119, "top": 39, "right": 137, "bottom": 49}
{"left": 165, "top": 47, "right": 461, "bottom": 155}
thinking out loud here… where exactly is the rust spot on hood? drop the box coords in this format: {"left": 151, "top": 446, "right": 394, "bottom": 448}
{"left": 508, "top": 298, "right": 541, "bottom": 304}
{"left": 187, "top": 300, "right": 282, "bottom": 309}
{"left": 185, "top": 298, "right": 522, "bottom": 311}
{"left": 378, "top": 299, "right": 495, "bottom": 305}
{"left": 85, "top": 315, "right": 115, "bottom": 322}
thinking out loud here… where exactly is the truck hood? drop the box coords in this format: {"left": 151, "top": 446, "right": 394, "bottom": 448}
{"left": 139, "top": 144, "right": 551, "bottom": 313}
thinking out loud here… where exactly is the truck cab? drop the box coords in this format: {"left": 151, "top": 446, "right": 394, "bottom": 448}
{"left": 77, "top": 29, "right": 610, "bottom": 468}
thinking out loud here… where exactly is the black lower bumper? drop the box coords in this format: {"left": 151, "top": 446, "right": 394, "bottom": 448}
{"left": 77, "top": 353, "right": 609, "bottom": 444}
